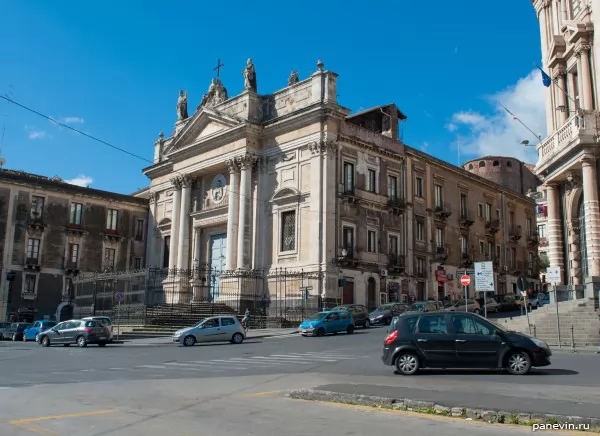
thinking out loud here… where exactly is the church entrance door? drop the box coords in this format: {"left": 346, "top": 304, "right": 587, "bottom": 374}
{"left": 210, "top": 234, "right": 227, "bottom": 299}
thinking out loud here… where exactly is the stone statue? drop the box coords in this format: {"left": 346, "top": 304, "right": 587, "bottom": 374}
{"left": 198, "top": 79, "right": 229, "bottom": 109}
{"left": 242, "top": 58, "right": 257, "bottom": 92}
{"left": 288, "top": 71, "right": 299, "bottom": 86}
{"left": 177, "top": 90, "right": 188, "bottom": 120}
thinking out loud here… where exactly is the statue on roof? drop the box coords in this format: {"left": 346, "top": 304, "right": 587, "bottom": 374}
{"left": 198, "top": 78, "right": 229, "bottom": 109}
{"left": 177, "top": 90, "right": 188, "bottom": 121}
{"left": 288, "top": 71, "right": 299, "bottom": 86}
{"left": 242, "top": 58, "right": 257, "bottom": 92}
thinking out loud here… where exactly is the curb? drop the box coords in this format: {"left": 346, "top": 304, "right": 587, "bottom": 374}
{"left": 287, "top": 389, "right": 600, "bottom": 432}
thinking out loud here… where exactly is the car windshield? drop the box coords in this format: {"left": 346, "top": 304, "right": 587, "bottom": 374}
{"left": 307, "top": 312, "right": 327, "bottom": 321}
{"left": 485, "top": 318, "right": 506, "bottom": 332}
{"left": 408, "top": 303, "right": 426, "bottom": 312}
{"left": 375, "top": 304, "right": 393, "bottom": 311}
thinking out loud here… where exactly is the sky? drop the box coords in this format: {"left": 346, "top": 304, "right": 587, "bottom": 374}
{"left": 0, "top": 0, "right": 545, "bottom": 195}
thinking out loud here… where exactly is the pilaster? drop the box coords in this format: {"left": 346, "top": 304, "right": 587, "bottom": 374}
{"left": 176, "top": 176, "right": 194, "bottom": 271}
{"left": 553, "top": 67, "right": 568, "bottom": 126}
{"left": 545, "top": 182, "right": 565, "bottom": 283}
{"left": 168, "top": 177, "right": 183, "bottom": 271}
{"left": 566, "top": 219, "right": 582, "bottom": 285}
{"left": 576, "top": 44, "right": 593, "bottom": 111}
{"left": 581, "top": 154, "right": 600, "bottom": 276}
{"left": 225, "top": 159, "right": 240, "bottom": 271}
{"left": 236, "top": 152, "right": 257, "bottom": 270}
{"left": 146, "top": 191, "right": 157, "bottom": 267}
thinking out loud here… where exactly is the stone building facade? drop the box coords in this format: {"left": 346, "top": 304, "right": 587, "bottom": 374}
{"left": 0, "top": 170, "right": 148, "bottom": 322}
{"left": 463, "top": 156, "right": 540, "bottom": 195}
{"left": 531, "top": 0, "right": 600, "bottom": 294}
{"left": 138, "top": 59, "right": 539, "bottom": 310}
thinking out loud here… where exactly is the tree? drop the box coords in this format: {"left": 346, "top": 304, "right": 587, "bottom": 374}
{"left": 538, "top": 253, "right": 550, "bottom": 270}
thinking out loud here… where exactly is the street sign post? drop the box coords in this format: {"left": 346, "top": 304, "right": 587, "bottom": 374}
{"left": 460, "top": 275, "right": 470, "bottom": 313}
{"left": 546, "top": 266, "right": 562, "bottom": 347}
{"left": 460, "top": 275, "right": 470, "bottom": 286}
{"left": 475, "top": 261, "right": 495, "bottom": 318}
{"left": 517, "top": 276, "right": 531, "bottom": 335}
{"left": 115, "top": 292, "right": 124, "bottom": 341}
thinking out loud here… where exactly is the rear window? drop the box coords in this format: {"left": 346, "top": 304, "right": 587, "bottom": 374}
{"left": 390, "top": 315, "right": 418, "bottom": 334}
{"left": 85, "top": 321, "right": 102, "bottom": 328}
{"left": 221, "top": 318, "right": 236, "bottom": 326}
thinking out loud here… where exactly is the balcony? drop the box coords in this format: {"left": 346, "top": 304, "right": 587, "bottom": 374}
{"left": 415, "top": 269, "right": 427, "bottom": 279}
{"left": 459, "top": 210, "right": 475, "bottom": 228}
{"left": 388, "top": 253, "right": 405, "bottom": 271}
{"left": 387, "top": 196, "right": 406, "bottom": 213}
{"left": 434, "top": 246, "right": 448, "bottom": 262}
{"left": 27, "top": 217, "right": 46, "bottom": 232}
{"left": 524, "top": 260, "right": 539, "bottom": 278}
{"left": 433, "top": 202, "right": 452, "bottom": 221}
{"left": 460, "top": 252, "right": 474, "bottom": 267}
{"left": 65, "top": 222, "right": 85, "bottom": 236}
{"left": 103, "top": 228, "right": 124, "bottom": 241}
{"left": 538, "top": 236, "right": 548, "bottom": 248}
{"left": 509, "top": 225, "right": 522, "bottom": 241}
{"left": 485, "top": 219, "right": 500, "bottom": 235}
{"left": 25, "top": 257, "right": 41, "bottom": 271}
{"left": 191, "top": 193, "right": 230, "bottom": 214}
{"left": 536, "top": 111, "right": 599, "bottom": 172}
{"left": 511, "top": 260, "right": 524, "bottom": 275}
{"left": 64, "top": 261, "right": 80, "bottom": 275}
{"left": 339, "top": 186, "right": 358, "bottom": 204}
{"left": 527, "top": 231, "right": 539, "bottom": 247}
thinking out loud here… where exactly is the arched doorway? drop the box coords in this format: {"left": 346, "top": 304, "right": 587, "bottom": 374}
{"left": 579, "top": 197, "right": 588, "bottom": 278}
{"left": 367, "top": 278, "right": 377, "bottom": 311}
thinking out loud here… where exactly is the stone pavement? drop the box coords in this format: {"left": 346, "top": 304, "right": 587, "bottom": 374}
{"left": 116, "top": 327, "right": 298, "bottom": 344}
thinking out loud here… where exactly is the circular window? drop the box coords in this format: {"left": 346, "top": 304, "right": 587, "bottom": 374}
{"left": 493, "top": 160, "right": 500, "bottom": 167}
{"left": 468, "top": 164, "right": 473, "bottom": 170}
{"left": 479, "top": 161, "right": 486, "bottom": 168}
{"left": 506, "top": 161, "right": 512, "bottom": 167}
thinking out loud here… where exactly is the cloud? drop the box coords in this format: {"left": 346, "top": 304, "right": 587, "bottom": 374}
{"left": 64, "top": 174, "right": 93, "bottom": 187}
{"left": 421, "top": 141, "right": 429, "bottom": 151}
{"left": 447, "top": 69, "right": 546, "bottom": 164}
{"left": 28, "top": 130, "right": 47, "bottom": 140}
{"left": 63, "top": 116, "right": 84, "bottom": 124}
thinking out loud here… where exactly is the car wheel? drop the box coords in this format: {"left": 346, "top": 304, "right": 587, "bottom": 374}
{"left": 364, "top": 319, "right": 370, "bottom": 329}
{"left": 76, "top": 336, "right": 88, "bottom": 348}
{"left": 395, "top": 352, "right": 420, "bottom": 375}
{"left": 315, "top": 327, "right": 325, "bottom": 337}
{"left": 22, "top": 334, "right": 27, "bottom": 342}
{"left": 98, "top": 342, "right": 106, "bottom": 347}
{"left": 40, "top": 336, "right": 50, "bottom": 347}
{"left": 183, "top": 335, "right": 196, "bottom": 347}
{"left": 506, "top": 350, "right": 532, "bottom": 375}
{"left": 231, "top": 333, "right": 244, "bottom": 344}
{"left": 473, "top": 309, "right": 480, "bottom": 315}
{"left": 346, "top": 325, "right": 354, "bottom": 334}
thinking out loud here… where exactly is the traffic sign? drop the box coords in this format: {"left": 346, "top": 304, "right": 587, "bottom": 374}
{"left": 460, "top": 275, "right": 471, "bottom": 286}
{"left": 116, "top": 292, "right": 125, "bottom": 303}
{"left": 516, "top": 276, "right": 529, "bottom": 292}
{"left": 474, "top": 261, "right": 495, "bottom": 292}
{"left": 546, "top": 266, "right": 561, "bottom": 284}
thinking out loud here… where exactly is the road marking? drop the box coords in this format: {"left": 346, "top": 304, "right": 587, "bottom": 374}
{"left": 225, "top": 357, "right": 281, "bottom": 366}
{"left": 9, "top": 408, "right": 118, "bottom": 425}
{"left": 271, "top": 354, "right": 337, "bottom": 362}
{"left": 163, "top": 362, "right": 234, "bottom": 371}
{"left": 250, "top": 356, "right": 313, "bottom": 364}
{"left": 239, "top": 389, "right": 290, "bottom": 397}
{"left": 136, "top": 365, "right": 168, "bottom": 369}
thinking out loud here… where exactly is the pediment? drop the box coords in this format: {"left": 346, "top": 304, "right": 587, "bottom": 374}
{"left": 157, "top": 217, "right": 171, "bottom": 228}
{"left": 167, "top": 108, "right": 242, "bottom": 152}
{"left": 271, "top": 187, "right": 301, "bottom": 202}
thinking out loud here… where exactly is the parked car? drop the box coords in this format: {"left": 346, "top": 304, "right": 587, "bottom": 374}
{"left": 0, "top": 322, "right": 11, "bottom": 338}
{"left": 2, "top": 323, "right": 29, "bottom": 341}
{"left": 537, "top": 293, "right": 550, "bottom": 306}
{"left": 382, "top": 311, "right": 551, "bottom": 375}
{"left": 516, "top": 295, "right": 538, "bottom": 311}
{"left": 23, "top": 320, "right": 57, "bottom": 342}
{"left": 82, "top": 316, "right": 114, "bottom": 342}
{"left": 476, "top": 297, "right": 500, "bottom": 313}
{"left": 332, "top": 304, "right": 370, "bottom": 328}
{"left": 445, "top": 299, "right": 481, "bottom": 314}
{"left": 38, "top": 319, "right": 110, "bottom": 347}
{"left": 173, "top": 315, "right": 246, "bottom": 346}
{"left": 299, "top": 310, "right": 354, "bottom": 336}
{"left": 369, "top": 303, "right": 407, "bottom": 325}
{"left": 406, "top": 301, "right": 441, "bottom": 313}
{"left": 498, "top": 294, "right": 519, "bottom": 312}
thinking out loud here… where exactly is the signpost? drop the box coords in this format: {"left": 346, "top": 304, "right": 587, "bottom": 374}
{"left": 546, "top": 266, "right": 562, "bottom": 348}
{"left": 516, "top": 276, "right": 531, "bottom": 335}
{"left": 115, "top": 292, "right": 124, "bottom": 342}
{"left": 460, "top": 275, "right": 470, "bottom": 312}
{"left": 474, "top": 261, "right": 495, "bottom": 318}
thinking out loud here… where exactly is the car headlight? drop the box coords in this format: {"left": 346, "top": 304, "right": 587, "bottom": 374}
{"left": 531, "top": 338, "right": 549, "bottom": 349}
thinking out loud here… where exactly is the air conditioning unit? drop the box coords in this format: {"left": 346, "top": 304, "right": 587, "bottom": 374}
{"left": 380, "top": 269, "right": 388, "bottom": 277}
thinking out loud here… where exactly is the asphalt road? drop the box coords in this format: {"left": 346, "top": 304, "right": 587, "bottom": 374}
{"left": 0, "top": 327, "right": 597, "bottom": 434}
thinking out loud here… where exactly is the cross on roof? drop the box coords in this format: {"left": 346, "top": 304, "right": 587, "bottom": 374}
{"left": 214, "top": 58, "right": 224, "bottom": 78}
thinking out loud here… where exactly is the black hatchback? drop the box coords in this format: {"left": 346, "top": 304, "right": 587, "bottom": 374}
{"left": 382, "top": 312, "right": 551, "bottom": 375}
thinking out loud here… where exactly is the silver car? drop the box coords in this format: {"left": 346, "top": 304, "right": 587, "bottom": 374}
{"left": 82, "top": 316, "right": 114, "bottom": 342}
{"left": 173, "top": 315, "right": 245, "bottom": 346}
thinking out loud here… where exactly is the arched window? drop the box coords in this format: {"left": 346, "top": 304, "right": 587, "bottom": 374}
{"left": 479, "top": 161, "right": 486, "bottom": 168}
{"left": 506, "top": 161, "right": 513, "bottom": 167}
{"left": 493, "top": 160, "right": 500, "bottom": 167}
{"left": 468, "top": 164, "right": 473, "bottom": 170}
{"left": 579, "top": 196, "right": 588, "bottom": 278}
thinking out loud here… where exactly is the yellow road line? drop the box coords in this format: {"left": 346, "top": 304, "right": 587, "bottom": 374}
{"left": 239, "top": 389, "right": 290, "bottom": 397}
{"left": 9, "top": 409, "right": 118, "bottom": 425}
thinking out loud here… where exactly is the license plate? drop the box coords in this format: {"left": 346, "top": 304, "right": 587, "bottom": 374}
{"left": 98, "top": 336, "right": 106, "bottom": 340}
{"left": 302, "top": 329, "right": 307, "bottom": 333}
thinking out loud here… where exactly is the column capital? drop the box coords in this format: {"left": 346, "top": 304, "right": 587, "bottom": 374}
{"left": 308, "top": 140, "right": 338, "bottom": 158}
{"left": 544, "top": 181, "right": 560, "bottom": 189}
{"left": 225, "top": 158, "right": 240, "bottom": 173}
{"left": 236, "top": 152, "right": 257, "bottom": 170}
{"left": 148, "top": 191, "right": 157, "bottom": 204}
{"left": 170, "top": 176, "right": 182, "bottom": 189}
{"left": 553, "top": 67, "right": 567, "bottom": 81}
{"left": 581, "top": 153, "right": 596, "bottom": 166}
{"left": 575, "top": 43, "right": 592, "bottom": 57}
{"left": 180, "top": 175, "right": 195, "bottom": 188}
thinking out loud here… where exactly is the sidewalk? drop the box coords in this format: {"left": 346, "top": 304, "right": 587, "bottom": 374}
{"left": 115, "top": 328, "right": 299, "bottom": 345}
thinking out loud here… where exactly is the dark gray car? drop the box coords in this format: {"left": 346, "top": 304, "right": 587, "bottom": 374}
{"left": 332, "top": 304, "right": 370, "bottom": 328}
{"left": 369, "top": 303, "right": 407, "bottom": 325}
{"left": 38, "top": 319, "right": 110, "bottom": 348}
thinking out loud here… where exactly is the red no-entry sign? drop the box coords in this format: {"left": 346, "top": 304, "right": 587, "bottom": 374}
{"left": 460, "top": 275, "right": 471, "bottom": 286}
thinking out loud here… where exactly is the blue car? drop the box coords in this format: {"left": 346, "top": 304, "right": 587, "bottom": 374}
{"left": 23, "top": 320, "right": 57, "bottom": 342}
{"left": 298, "top": 310, "right": 354, "bottom": 336}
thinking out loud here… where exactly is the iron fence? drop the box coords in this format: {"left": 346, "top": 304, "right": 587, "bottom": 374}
{"left": 72, "top": 266, "right": 325, "bottom": 328}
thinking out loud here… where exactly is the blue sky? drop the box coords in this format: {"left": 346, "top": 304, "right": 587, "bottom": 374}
{"left": 1, "top": 1, "right": 544, "bottom": 195}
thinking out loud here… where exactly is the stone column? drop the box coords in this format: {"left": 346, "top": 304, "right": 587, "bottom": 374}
{"left": 192, "top": 227, "right": 202, "bottom": 275}
{"left": 145, "top": 191, "right": 157, "bottom": 267}
{"left": 545, "top": 182, "right": 565, "bottom": 282}
{"left": 225, "top": 160, "right": 240, "bottom": 271}
{"left": 309, "top": 142, "right": 324, "bottom": 263}
{"left": 236, "top": 153, "right": 255, "bottom": 270}
{"left": 567, "top": 72, "right": 577, "bottom": 113}
{"left": 581, "top": 155, "right": 600, "bottom": 277}
{"left": 176, "top": 176, "right": 193, "bottom": 271}
{"left": 567, "top": 220, "right": 582, "bottom": 285}
{"left": 577, "top": 44, "right": 593, "bottom": 110}
{"left": 168, "top": 177, "right": 182, "bottom": 271}
{"left": 554, "top": 67, "right": 568, "bottom": 126}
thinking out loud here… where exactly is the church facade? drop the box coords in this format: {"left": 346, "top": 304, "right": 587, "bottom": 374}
{"left": 138, "top": 59, "right": 538, "bottom": 310}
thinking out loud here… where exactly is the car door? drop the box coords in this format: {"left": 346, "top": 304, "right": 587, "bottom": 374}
{"left": 413, "top": 314, "right": 457, "bottom": 367}
{"left": 219, "top": 317, "right": 238, "bottom": 337}
{"left": 196, "top": 318, "right": 222, "bottom": 342}
{"left": 323, "top": 312, "right": 339, "bottom": 333}
{"left": 450, "top": 314, "right": 503, "bottom": 367}
{"left": 50, "top": 322, "right": 69, "bottom": 344}
{"left": 61, "top": 321, "right": 81, "bottom": 343}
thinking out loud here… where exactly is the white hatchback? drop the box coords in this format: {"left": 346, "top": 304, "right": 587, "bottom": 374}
{"left": 173, "top": 315, "right": 245, "bottom": 346}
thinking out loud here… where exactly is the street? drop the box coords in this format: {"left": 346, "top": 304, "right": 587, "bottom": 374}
{"left": 0, "top": 327, "right": 597, "bottom": 435}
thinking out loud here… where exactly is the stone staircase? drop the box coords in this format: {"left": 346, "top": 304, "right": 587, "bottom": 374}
{"left": 494, "top": 298, "right": 600, "bottom": 347}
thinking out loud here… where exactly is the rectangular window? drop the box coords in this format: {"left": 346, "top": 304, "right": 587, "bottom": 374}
{"left": 30, "top": 196, "right": 44, "bottom": 220}
{"left": 389, "top": 235, "right": 399, "bottom": 254}
{"left": 27, "top": 238, "right": 41, "bottom": 261}
{"left": 415, "top": 177, "right": 424, "bottom": 197}
{"left": 485, "top": 203, "right": 492, "bottom": 221}
{"left": 487, "top": 242, "right": 493, "bottom": 258}
{"left": 343, "top": 226, "right": 355, "bottom": 254}
{"left": 134, "top": 257, "right": 142, "bottom": 270}
{"left": 135, "top": 219, "right": 144, "bottom": 240}
{"left": 70, "top": 203, "right": 83, "bottom": 225}
{"left": 343, "top": 162, "right": 355, "bottom": 192}
{"left": 388, "top": 175, "right": 398, "bottom": 199}
{"left": 163, "top": 236, "right": 170, "bottom": 268}
{"left": 479, "top": 241, "right": 485, "bottom": 255}
{"left": 68, "top": 243, "right": 79, "bottom": 263}
{"left": 537, "top": 224, "right": 546, "bottom": 238}
{"left": 509, "top": 211, "right": 515, "bottom": 227}
{"left": 367, "top": 169, "right": 376, "bottom": 193}
{"left": 526, "top": 217, "right": 533, "bottom": 235}
{"left": 105, "top": 248, "right": 116, "bottom": 269}
{"left": 367, "top": 230, "right": 377, "bottom": 253}
{"left": 106, "top": 209, "right": 118, "bottom": 231}
{"left": 280, "top": 210, "right": 296, "bottom": 252}
{"left": 417, "top": 258, "right": 425, "bottom": 274}
{"left": 434, "top": 184, "right": 443, "bottom": 208}
{"left": 478, "top": 203, "right": 483, "bottom": 217}
{"left": 510, "top": 248, "right": 516, "bottom": 267}
{"left": 460, "top": 194, "right": 468, "bottom": 218}
{"left": 24, "top": 274, "right": 36, "bottom": 294}
{"left": 461, "top": 236, "right": 468, "bottom": 254}
{"left": 496, "top": 245, "right": 501, "bottom": 259}
{"left": 436, "top": 228, "right": 444, "bottom": 247}
{"left": 416, "top": 221, "right": 424, "bottom": 241}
